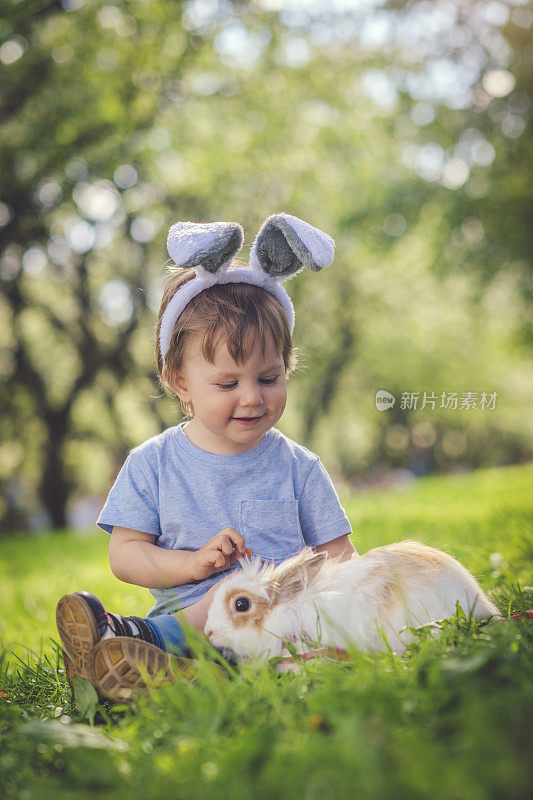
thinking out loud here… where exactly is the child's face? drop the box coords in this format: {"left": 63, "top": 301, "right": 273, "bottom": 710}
{"left": 172, "top": 332, "right": 287, "bottom": 455}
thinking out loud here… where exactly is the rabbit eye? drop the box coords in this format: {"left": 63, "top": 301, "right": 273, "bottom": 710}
{"left": 234, "top": 597, "right": 250, "bottom": 613}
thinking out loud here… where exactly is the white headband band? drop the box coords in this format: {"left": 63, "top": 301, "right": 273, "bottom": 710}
{"left": 159, "top": 212, "right": 335, "bottom": 366}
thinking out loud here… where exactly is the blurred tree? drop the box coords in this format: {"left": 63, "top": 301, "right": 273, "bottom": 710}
{"left": 386, "top": 0, "right": 533, "bottom": 313}
{"left": 0, "top": 0, "right": 531, "bottom": 530}
{"left": 0, "top": 0, "right": 204, "bottom": 526}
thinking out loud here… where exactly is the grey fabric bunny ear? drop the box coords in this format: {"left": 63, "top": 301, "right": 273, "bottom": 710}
{"left": 167, "top": 221, "right": 244, "bottom": 275}
{"left": 249, "top": 213, "right": 335, "bottom": 280}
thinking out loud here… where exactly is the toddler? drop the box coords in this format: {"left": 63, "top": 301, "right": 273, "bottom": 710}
{"left": 56, "top": 213, "right": 357, "bottom": 701}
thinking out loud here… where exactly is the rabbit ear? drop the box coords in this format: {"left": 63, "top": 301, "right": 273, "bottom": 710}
{"left": 167, "top": 221, "right": 244, "bottom": 274}
{"left": 249, "top": 213, "right": 335, "bottom": 280}
{"left": 270, "top": 548, "right": 328, "bottom": 603}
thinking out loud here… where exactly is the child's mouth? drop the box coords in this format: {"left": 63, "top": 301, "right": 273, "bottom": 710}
{"left": 232, "top": 416, "right": 262, "bottom": 426}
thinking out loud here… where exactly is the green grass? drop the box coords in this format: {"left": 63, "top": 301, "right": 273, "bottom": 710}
{"left": 1, "top": 463, "right": 532, "bottom": 800}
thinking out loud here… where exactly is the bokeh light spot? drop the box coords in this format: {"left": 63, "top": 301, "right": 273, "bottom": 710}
{"left": 0, "top": 39, "right": 26, "bottom": 65}
{"left": 98, "top": 280, "right": 134, "bottom": 326}
{"left": 114, "top": 165, "right": 138, "bottom": 190}
{"left": 482, "top": 69, "right": 515, "bottom": 98}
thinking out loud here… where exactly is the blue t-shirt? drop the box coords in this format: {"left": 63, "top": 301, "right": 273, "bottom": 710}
{"left": 97, "top": 422, "right": 352, "bottom": 617}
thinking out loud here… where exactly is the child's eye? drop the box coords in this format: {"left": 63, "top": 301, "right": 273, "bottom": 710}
{"left": 217, "top": 377, "right": 278, "bottom": 390}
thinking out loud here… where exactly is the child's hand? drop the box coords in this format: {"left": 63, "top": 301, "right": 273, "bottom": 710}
{"left": 186, "top": 527, "right": 253, "bottom": 581}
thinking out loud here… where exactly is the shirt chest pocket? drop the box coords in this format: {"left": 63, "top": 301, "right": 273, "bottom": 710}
{"left": 240, "top": 499, "right": 304, "bottom": 564}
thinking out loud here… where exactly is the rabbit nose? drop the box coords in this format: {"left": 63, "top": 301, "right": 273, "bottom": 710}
{"left": 205, "top": 629, "right": 213, "bottom": 639}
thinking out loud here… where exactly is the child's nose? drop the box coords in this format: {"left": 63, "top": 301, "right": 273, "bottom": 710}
{"left": 239, "top": 383, "right": 264, "bottom": 406}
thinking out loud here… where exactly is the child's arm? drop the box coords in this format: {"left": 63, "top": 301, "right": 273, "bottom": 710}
{"left": 313, "top": 534, "right": 358, "bottom": 561}
{"left": 180, "top": 581, "right": 222, "bottom": 631}
{"left": 108, "top": 526, "right": 252, "bottom": 589}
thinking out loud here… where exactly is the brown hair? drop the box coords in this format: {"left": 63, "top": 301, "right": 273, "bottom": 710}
{"left": 155, "top": 265, "right": 298, "bottom": 419}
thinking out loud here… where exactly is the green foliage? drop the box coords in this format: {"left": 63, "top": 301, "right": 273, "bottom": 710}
{"left": 71, "top": 676, "right": 98, "bottom": 726}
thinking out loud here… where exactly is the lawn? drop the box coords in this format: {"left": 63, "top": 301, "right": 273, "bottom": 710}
{"left": 1, "top": 463, "right": 532, "bottom": 800}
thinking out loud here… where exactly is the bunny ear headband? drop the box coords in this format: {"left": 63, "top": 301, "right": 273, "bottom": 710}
{"left": 159, "top": 212, "right": 335, "bottom": 365}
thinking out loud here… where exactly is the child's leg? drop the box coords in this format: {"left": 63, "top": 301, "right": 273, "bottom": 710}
{"left": 56, "top": 592, "right": 189, "bottom": 700}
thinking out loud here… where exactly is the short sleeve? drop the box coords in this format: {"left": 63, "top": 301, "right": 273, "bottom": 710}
{"left": 298, "top": 458, "right": 352, "bottom": 547}
{"left": 97, "top": 449, "right": 161, "bottom": 536}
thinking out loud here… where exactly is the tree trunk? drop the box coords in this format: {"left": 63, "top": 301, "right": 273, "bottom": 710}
{"left": 301, "top": 322, "right": 355, "bottom": 444}
{"left": 39, "top": 409, "right": 72, "bottom": 529}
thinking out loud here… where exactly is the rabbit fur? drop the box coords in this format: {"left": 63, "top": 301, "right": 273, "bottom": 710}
{"left": 204, "top": 541, "right": 500, "bottom": 663}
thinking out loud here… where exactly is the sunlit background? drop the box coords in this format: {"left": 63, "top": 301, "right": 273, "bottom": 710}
{"left": 1, "top": 0, "right": 532, "bottom": 532}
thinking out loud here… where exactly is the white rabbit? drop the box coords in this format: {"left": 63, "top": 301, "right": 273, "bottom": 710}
{"left": 204, "top": 541, "right": 501, "bottom": 664}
